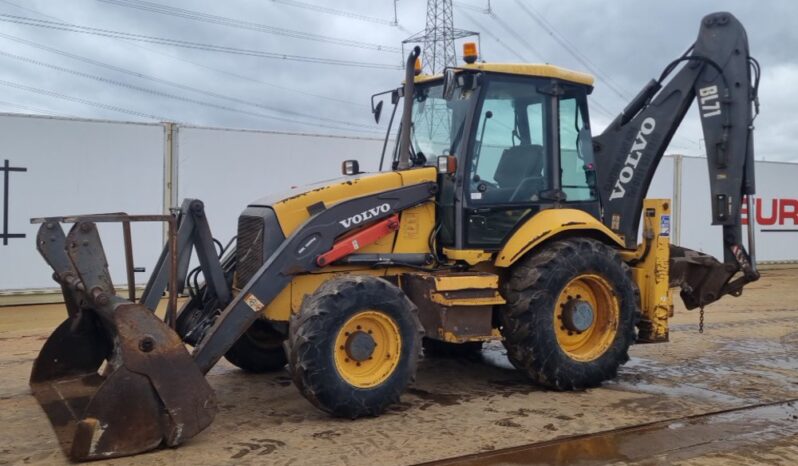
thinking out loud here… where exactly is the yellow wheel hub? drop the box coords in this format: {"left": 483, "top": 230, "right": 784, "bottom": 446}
{"left": 333, "top": 310, "right": 402, "bottom": 388}
{"left": 554, "top": 274, "right": 619, "bottom": 362}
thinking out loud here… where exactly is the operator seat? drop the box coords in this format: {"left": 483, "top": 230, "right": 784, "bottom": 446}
{"left": 488, "top": 144, "right": 545, "bottom": 202}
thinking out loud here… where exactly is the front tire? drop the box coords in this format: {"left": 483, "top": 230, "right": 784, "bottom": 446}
{"left": 500, "top": 238, "right": 638, "bottom": 390}
{"left": 287, "top": 275, "right": 422, "bottom": 418}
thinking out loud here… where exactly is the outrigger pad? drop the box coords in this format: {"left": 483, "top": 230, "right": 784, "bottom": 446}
{"left": 30, "top": 303, "right": 217, "bottom": 461}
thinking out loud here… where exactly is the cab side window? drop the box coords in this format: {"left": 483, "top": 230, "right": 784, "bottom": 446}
{"left": 465, "top": 79, "right": 551, "bottom": 247}
{"left": 469, "top": 82, "right": 549, "bottom": 205}
{"left": 559, "top": 96, "right": 596, "bottom": 201}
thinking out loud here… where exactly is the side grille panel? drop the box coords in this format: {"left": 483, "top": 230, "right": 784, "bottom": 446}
{"left": 234, "top": 206, "right": 286, "bottom": 289}
{"left": 235, "top": 215, "right": 264, "bottom": 288}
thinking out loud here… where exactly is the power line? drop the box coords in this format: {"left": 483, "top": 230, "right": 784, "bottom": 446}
{"left": 0, "top": 99, "right": 77, "bottom": 118}
{"left": 585, "top": 100, "right": 617, "bottom": 121}
{"left": 486, "top": 11, "right": 545, "bottom": 61}
{"left": 458, "top": 9, "right": 527, "bottom": 62}
{"left": 272, "top": 0, "right": 396, "bottom": 26}
{"left": 98, "top": 0, "right": 401, "bottom": 53}
{"left": 511, "top": 0, "right": 630, "bottom": 101}
{"left": 452, "top": 1, "right": 489, "bottom": 13}
{"left": 139, "top": 46, "right": 370, "bottom": 108}
{"left": 0, "top": 32, "right": 373, "bottom": 129}
{"left": 0, "top": 1, "right": 367, "bottom": 110}
{"left": 0, "top": 14, "right": 402, "bottom": 70}
{"left": 510, "top": 1, "right": 699, "bottom": 148}
{"left": 456, "top": 6, "right": 618, "bottom": 120}
{"left": 0, "top": 78, "right": 173, "bottom": 121}
{"left": 0, "top": 0, "right": 384, "bottom": 134}
{"left": 0, "top": 49, "right": 380, "bottom": 134}
{"left": 271, "top": 0, "right": 412, "bottom": 34}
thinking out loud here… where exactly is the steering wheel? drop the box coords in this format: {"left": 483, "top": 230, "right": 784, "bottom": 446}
{"left": 471, "top": 177, "right": 498, "bottom": 196}
{"left": 509, "top": 177, "right": 544, "bottom": 202}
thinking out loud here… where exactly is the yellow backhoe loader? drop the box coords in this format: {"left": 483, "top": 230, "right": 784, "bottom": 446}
{"left": 29, "top": 11, "right": 760, "bottom": 461}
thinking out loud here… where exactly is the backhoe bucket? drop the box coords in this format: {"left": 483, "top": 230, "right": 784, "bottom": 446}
{"left": 30, "top": 219, "right": 217, "bottom": 461}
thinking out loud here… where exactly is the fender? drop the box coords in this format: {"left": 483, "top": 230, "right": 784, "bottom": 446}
{"left": 495, "top": 209, "right": 627, "bottom": 268}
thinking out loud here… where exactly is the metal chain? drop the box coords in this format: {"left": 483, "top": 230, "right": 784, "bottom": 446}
{"left": 699, "top": 306, "right": 705, "bottom": 334}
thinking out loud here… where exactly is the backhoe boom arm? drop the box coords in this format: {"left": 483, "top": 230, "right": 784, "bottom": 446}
{"left": 592, "top": 12, "right": 760, "bottom": 307}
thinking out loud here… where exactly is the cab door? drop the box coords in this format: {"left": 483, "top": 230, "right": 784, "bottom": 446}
{"left": 462, "top": 77, "right": 599, "bottom": 249}
{"left": 464, "top": 77, "right": 554, "bottom": 248}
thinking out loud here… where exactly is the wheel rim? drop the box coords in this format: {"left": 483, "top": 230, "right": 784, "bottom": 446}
{"left": 554, "top": 274, "right": 619, "bottom": 362}
{"left": 333, "top": 310, "right": 402, "bottom": 388}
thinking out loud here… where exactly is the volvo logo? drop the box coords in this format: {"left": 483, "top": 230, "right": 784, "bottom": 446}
{"left": 339, "top": 203, "right": 391, "bottom": 228}
{"left": 609, "top": 117, "right": 656, "bottom": 201}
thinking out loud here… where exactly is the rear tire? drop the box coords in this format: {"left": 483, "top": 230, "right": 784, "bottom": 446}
{"left": 287, "top": 275, "right": 422, "bottom": 418}
{"left": 500, "top": 238, "right": 638, "bottom": 390}
{"left": 224, "top": 319, "right": 287, "bottom": 373}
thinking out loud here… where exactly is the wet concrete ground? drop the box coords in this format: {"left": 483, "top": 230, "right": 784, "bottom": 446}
{"left": 428, "top": 400, "right": 798, "bottom": 465}
{"left": 1, "top": 267, "right": 797, "bottom": 465}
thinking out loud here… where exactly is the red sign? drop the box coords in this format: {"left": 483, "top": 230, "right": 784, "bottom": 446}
{"left": 741, "top": 197, "right": 798, "bottom": 226}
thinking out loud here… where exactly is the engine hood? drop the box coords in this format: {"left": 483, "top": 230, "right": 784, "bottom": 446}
{"left": 248, "top": 167, "right": 436, "bottom": 237}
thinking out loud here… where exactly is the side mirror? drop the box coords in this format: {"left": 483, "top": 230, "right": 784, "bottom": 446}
{"left": 442, "top": 68, "right": 457, "bottom": 100}
{"left": 373, "top": 100, "right": 384, "bottom": 124}
{"left": 342, "top": 159, "right": 360, "bottom": 176}
{"left": 437, "top": 155, "right": 457, "bottom": 175}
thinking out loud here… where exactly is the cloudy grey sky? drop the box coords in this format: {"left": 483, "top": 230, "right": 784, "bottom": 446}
{"left": 0, "top": 0, "right": 792, "bottom": 160}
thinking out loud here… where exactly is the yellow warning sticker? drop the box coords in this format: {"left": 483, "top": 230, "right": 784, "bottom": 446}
{"left": 244, "top": 293, "right": 265, "bottom": 312}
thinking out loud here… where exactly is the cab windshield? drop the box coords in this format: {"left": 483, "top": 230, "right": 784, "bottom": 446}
{"left": 393, "top": 81, "right": 473, "bottom": 166}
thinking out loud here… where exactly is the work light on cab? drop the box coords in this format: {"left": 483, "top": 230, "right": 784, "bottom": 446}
{"left": 342, "top": 159, "right": 360, "bottom": 175}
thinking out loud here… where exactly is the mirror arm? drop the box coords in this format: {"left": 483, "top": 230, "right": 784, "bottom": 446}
{"left": 378, "top": 99, "right": 400, "bottom": 171}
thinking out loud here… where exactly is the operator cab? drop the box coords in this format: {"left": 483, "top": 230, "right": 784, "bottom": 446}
{"left": 381, "top": 52, "right": 600, "bottom": 249}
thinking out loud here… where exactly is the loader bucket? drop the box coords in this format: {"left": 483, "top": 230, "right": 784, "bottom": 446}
{"left": 30, "top": 219, "right": 217, "bottom": 461}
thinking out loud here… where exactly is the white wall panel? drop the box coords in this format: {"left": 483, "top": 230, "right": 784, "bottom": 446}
{"left": 0, "top": 115, "right": 164, "bottom": 290}
{"left": 678, "top": 156, "right": 798, "bottom": 262}
{"left": 176, "top": 127, "right": 385, "bottom": 245}
{"left": 648, "top": 155, "right": 675, "bottom": 200}
{"left": 2, "top": 115, "right": 797, "bottom": 294}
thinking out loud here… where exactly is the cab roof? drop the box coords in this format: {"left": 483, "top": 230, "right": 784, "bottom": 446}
{"left": 414, "top": 63, "right": 594, "bottom": 87}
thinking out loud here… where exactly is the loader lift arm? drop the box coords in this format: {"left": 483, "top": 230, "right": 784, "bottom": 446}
{"left": 28, "top": 182, "right": 436, "bottom": 461}
{"left": 591, "top": 12, "right": 760, "bottom": 308}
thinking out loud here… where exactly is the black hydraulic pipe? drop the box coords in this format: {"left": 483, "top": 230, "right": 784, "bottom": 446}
{"left": 396, "top": 46, "right": 420, "bottom": 170}
{"left": 619, "top": 79, "right": 661, "bottom": 126}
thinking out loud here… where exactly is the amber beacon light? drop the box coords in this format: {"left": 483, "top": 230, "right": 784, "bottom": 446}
{"left": 463, "top": 42, "right": 478, "bottom": 64}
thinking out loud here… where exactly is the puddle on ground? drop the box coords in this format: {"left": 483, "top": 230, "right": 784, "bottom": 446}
{"left": 428, "top": 400, "right": 798, "bottom": 466}
{"left": 601, "top": 344, "right": 797, "bottom": 405}
{"left": 614, "top": 381, "right": 751, "bottom": 405}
